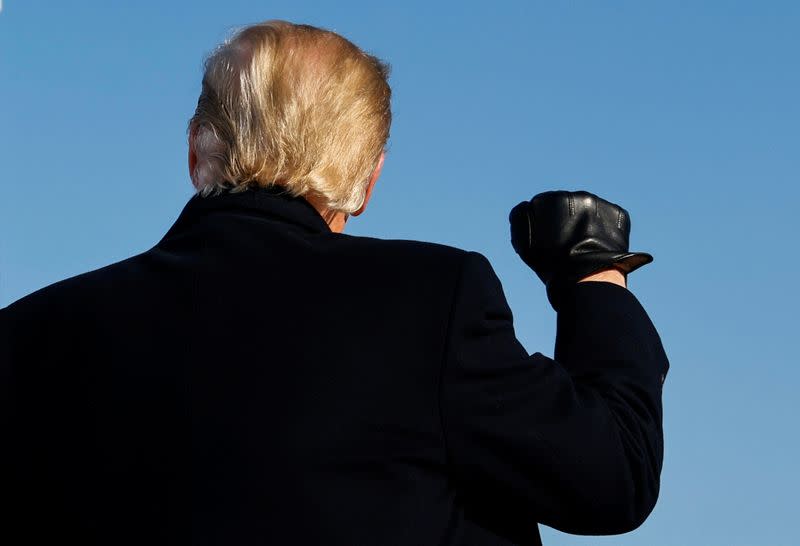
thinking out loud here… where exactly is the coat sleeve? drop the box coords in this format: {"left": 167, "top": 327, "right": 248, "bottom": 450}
{"left": 440, "top": 252, "right": 668, "bottom": 540}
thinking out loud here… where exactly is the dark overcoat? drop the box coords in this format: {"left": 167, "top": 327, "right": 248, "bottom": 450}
{"left": 0, "top": 187, "right": 669, "bottom": 545}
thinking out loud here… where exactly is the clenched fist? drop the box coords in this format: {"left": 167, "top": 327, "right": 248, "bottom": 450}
{"left": 509, "top": 190, "right": 653, "bottom": 310}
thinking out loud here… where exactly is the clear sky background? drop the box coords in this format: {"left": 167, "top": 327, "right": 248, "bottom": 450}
{"left": 1, "top": 1, "right": 798, "bottom": 544}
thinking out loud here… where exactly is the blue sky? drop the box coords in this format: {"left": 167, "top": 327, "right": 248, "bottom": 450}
{"left": 1, "top": 2, "right": 798, "bottom": 544}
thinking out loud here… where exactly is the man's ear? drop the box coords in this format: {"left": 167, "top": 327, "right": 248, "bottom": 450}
{"left": 352, "top": 151, "right": 385, "bottom": 217}
{"left": 188, "top": 127, "right": 198, "bottom": 188}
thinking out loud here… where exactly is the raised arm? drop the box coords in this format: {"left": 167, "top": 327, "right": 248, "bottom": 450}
{"left": 441, "top": 191, "right": 668, "bottom": 542}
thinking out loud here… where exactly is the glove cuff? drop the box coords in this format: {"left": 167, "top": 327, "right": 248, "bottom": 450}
{"left": 569, "top": 251, "right": 653, "bottom": 277}
{"left": 546, "top": 251, "right": 653, "bottom": 311}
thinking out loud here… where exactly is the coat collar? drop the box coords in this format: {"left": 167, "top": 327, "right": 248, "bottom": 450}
{"left": 160, "top": 185, "right": 332, "bottom": 242}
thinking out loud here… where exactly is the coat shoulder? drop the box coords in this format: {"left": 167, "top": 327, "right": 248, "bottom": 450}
{"left": 327, "top": 233, "right": 476, "bottom": 273}
{"left": 2, "top": 252, "right": 149, "bottom": 321}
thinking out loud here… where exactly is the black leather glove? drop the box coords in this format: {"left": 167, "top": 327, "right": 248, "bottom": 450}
{"left": 509, "top": 190, "right": 653, "bottom": 311}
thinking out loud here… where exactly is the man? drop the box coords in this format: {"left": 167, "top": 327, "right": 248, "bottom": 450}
{"left": 0, "top": 20, "right": 668, "bottom": 546}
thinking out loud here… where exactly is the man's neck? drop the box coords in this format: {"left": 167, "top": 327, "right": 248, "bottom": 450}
{"left": 302, "top": 193, "right": 348, "bottom": 233}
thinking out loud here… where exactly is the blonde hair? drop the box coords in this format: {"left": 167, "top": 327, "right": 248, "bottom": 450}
{"left": 188, "top": 21, "right": 392, "bottom": 213}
